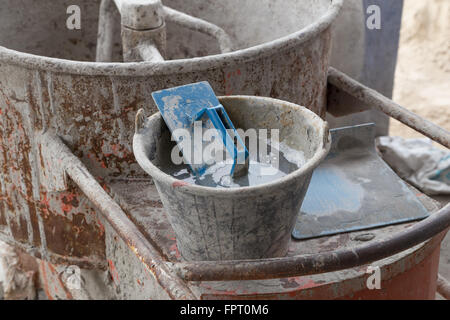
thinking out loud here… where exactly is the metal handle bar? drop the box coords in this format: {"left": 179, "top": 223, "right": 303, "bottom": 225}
{"left": 96, "top": 0, "right": 234, "bottom": 62}
{"left": 167, "top": 68, "right": 450, "bottom": 281}
{"left": 44, "top": 68, "right": 450, "bottom": 285}
{"left": 40, "top": 132, "right": 196, "bottom": 299}
{"left": 327, "top": 67, "right": 450, "bottom": 149}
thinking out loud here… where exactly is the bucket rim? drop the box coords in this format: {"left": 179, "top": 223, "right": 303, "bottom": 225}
{"left": 0, "top": 0, "right": 343, "bottom": 77}
{"left": 133, "top": 95, "right": 331, "bottom": 197}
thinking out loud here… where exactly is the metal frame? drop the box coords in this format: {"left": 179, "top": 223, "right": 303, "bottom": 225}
{"left": 40, "top": 132, "right": 196, "bottom": 299}
{"left": 39, "top": 68, "right": 450, "bottom": 290}
{"left": 96, "top": 0, "right": 234, "bottom": 62}
{"left": 327, "top": 68, "right": 450, "bottom": 149}
{"left": 0, "top": 0, "right": 343, "bottom": 288}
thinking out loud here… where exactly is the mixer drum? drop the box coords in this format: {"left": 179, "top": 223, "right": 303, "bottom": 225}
{"left": 0, "top": 0, "right": 342, "bottom": 266}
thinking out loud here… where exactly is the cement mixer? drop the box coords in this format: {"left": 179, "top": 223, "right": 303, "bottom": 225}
{"left": 0, "top": 0, "right": 449, "bottom": 300}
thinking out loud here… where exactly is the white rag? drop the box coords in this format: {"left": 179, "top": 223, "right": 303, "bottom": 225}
{"left": 377, "top": 136, "right": 450, "bottom": 195}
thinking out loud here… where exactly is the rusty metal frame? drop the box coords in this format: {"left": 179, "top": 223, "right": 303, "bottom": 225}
{"left": 40, "top": 132, "right": 196, "bottom": 299}
{"left": 169, "top": 69, "right": 450, "bottom": 282}
{"left": 42, "top": 68, "right": 450, "bottom": 287}
{"left": 327, "top": 67, "right": 450, "bottom": 149}
{"left": 174, "top": 207, "right": 449, "bottom": 281}
{"left": 0, "top": 0, "right": 343, "bottom": 297}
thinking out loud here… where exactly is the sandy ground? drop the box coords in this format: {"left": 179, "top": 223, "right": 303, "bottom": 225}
{"left": 392, "top": 0, "right": 450, "bottom": 299}
{"left": 391, "top": 0, "right": 450, "bottom": 144}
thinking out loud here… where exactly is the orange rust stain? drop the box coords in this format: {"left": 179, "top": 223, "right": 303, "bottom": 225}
{"left": 40, "top": 192, "right": 50, "bottom": 207}
{"left": 96, "top": 218, "right": 105, "bottom": 236}
{"left": 108, "top": 259, "right": 120, "bottom": 285}
{"left": 40, "top": 192, "right": 50, "bottom": 218}
{"left": 172, "top": 181, "right": 189, "bottom": 188}
{"left": 48, "top": 263, "right": 57, "bottom": 274}
{"left": 169, "top": 242, "right": 181, "bottom": 259}
{"left": 111, "top": 144, "right": 119, "bottom": 153}
{"left": 60, "top": 192, "right": 79, "bottom": 213}
{"left": 39, "top": 261, "right": 54, "bottom": 300}
{"left": 47, "top": 262, "right": 73, "bottom": 300}
{"left": 102, "top": 183, "right": 111, "bottom": 193}
{"left": 103, "top": 143, "right": 131, "bottom": 159}
{"left": 60, "top": 203, "right": 72, "bottom": 213}
{"left": 87, "top": 152, "right": 108, "bottom": 169}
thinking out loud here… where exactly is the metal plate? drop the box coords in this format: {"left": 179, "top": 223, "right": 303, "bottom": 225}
{"left": 292, "top": 123, "right": 430, "bottom": 240}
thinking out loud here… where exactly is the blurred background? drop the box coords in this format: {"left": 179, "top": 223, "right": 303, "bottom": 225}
{"left": 392, "top": 0, "right": 450, "bottom": 299}
{"left": 391, "top": 0, "right": 450, "bottom": 144}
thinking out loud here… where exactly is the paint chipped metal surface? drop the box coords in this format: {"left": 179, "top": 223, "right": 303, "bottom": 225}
{"left": 0, "top": 0, "right": 449, "bottom": 300}
{"left": 0, "top": 0, "right": 341, "bottom": 267}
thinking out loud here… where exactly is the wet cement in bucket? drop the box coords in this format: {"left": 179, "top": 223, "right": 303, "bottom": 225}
{"left": 160, "top": 140, "right": 306, "bottom": 188}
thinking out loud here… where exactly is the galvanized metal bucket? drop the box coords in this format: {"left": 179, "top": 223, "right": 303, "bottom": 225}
{"left": 134, "top": 96, "right": 330, "bottom": 261}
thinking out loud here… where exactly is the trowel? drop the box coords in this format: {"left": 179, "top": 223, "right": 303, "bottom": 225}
{"left": 152, "top": 81, "right": 249, "bottom": 178}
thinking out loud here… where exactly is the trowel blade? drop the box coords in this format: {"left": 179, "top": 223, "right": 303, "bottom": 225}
{"left": 152, "top": 82, "right": 219, "bottom": 176}
{"left": 152, "top": 82, "right": 248, "bottom": 178}
{"left": 292, "top": 123, "right": 430, "bottom": 240}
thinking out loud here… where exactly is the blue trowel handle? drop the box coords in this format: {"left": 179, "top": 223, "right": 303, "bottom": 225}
{"left": 195, "top": 104, "right": 249, "bottom": 176}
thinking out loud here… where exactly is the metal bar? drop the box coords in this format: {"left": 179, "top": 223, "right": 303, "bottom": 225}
{"left": 174, "top": 204, "right": 450, "bottom": 282}
{"left": 138, "top": 42, "right": 165, "bottom": 62}
{"left": 163, "top": 6, "right": 234, "bottom": 53}
{"left": 120, "top": 0, "right": 166, "bottom": 62}
{"left": 121, "top": 26, "right": 166, "bottom": 62}
{"left": 437, "top": 274, "right": 450, "bottom": 300}
{"left": 97, "top": 0, "right": 166, "bottom": 62}
{"left": 121, "top": 0, "right": 164, "bottom": 30}
{"left": 42, "top": 132, "right": 196, "bottom": 299}
{"left": 328, "top": 67, "right": 450, "bottom": 149}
